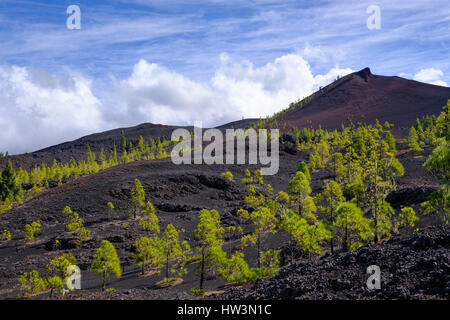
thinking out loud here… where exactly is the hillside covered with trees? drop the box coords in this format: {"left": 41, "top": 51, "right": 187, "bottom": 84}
{"left": 0, "top": 70, "right": 448, "bottom": 300}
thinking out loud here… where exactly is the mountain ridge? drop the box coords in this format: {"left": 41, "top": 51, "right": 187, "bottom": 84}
{"left": 276, "top": 67, "right": 450, "bottom": 134}
{"left": 2, "top": 68, "right": 449, "bottom": 171}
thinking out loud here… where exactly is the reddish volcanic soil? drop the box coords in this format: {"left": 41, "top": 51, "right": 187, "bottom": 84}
{"left": 278, "top": 68, "right": 450, "bottom": 136}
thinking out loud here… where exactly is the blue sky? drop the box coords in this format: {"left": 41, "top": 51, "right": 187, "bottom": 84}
{"left": 0, "top": 0, "right": 449, "bottom": 153}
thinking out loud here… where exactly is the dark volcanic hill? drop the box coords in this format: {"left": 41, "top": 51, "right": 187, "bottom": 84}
{"left": 0, "top": 123, "right": 187, "bottom": 171}
{"left": 277, "top": 67, "right": 450, "bottom": 135}
{"left": 0, "top": 119, "right": 257, "bottom": 171}
{"left": 37, "top": 123, "right": 186, "bottom": 154}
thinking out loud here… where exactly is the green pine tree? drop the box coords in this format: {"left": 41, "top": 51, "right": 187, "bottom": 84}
{"left": 130, "top": 178, "right": 145, "bottom": 218}
{"left": 194, "top": 209, "right": 226, "bottom": 290}
{"left": 90, "top": 240, "right": 121, "bottom": 291}
{"left": 408, "top": 127, "right": 422, "bottom": 151}
{"left": 161, "top": 224, "right": 190, "bottom": 281}
{"left": 0, "top": 159, "right": 20, "bottom": 201}
{"left": 335, "top": 202, "right": 372, "bottom": 251}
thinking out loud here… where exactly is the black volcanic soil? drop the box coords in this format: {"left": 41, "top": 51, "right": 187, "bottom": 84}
{"left": 0, "top": 147, "right": 299, "bottom": 299}
{"left": 0, "top": 142, "right": 444, "bottom": 300}
{"left": 59, "top": 223, "right": 450, "bottom": 300}
{"left": 220, "top": 224, "right": 450, "bottom": 300}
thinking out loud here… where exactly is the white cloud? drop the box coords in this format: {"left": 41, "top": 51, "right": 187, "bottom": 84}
{"left": 313, "top": 67, "right": 354, "bottom": 89}
{"left": 211, "top": 54, "right": 352, "bottom": 119}
{"left": 0, "top": 54, "right": 353, "bottom": 154}
{"left": 429, "top": 80, "right": 448, "bottom": 87}
{"left": 107, "top": 54, "right": 353, "bottom": 126}
{"left": 0, "top": 65, "right": 104, "bottom": 154}
{"left": 103, "top": 59, "right": 227, "bottom": 127}
{"left": 398, "top": 72, "right": 412, "bottom": 78}
{"left": 413, "top": 68, "right": 448, "bottom": 86}
{"left": 212, "top": 54, "right": 315, "bottom": 119}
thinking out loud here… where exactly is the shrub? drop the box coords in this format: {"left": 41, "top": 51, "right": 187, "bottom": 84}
{"left": 18, "top": 270, "right": 47, "bottom": 297}
{"left": 190, "top": 287, "right": 206, "bottom": 296}
{"left": 107, "top": 202, "right": 115, "bottom": 220}
{"left": 240, "top": 169, "right": 253, "bottom": 184}
{"left": 296, "top": 161, "right": 311, "bottom": 180}
{"left": 46, "top": 276, "right": 63, "bottom": 298}
{"left": 220, "top": 171, "right": 233, "bottom": 182}
{"left": 63, "top": 206, "right": 90, "bottom": 240}
{"left": 1, "top": 229, "right": 11, "bottom": 241}
{"left": 24, "top": 220, "right": 41, "bottom": 242}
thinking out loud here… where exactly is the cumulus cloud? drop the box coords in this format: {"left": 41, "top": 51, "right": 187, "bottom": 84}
{"left": 0, "top": 65, "right": 104, "bottom": 154}
{"left": 0, "top": 54, "right": 354, "bottom": 154}
{"left": 104, "top": 54, "right": 353, "bottom": 126}
{"left": 211, "top": 54, "right": 352, "bottom": 119}
{"left": 212, "top": 54, "right": 315, "bottom": 119}
{"left": 103, "top": 60, "right": 225, "bottom": 127}
{"left": 413, "top": 68, "right": 448, "bottom": 87}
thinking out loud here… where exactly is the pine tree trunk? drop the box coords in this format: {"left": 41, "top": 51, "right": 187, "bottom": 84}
{"left": 102, "top": 271, "right": 106, "bottom": 291}
{"left": 200, "top": 247, "right": 205, "bottom": 290}
{"left": 343, "top": 214, "right": 349, "bottom": 252}
{"left": 330, "top": 198, "right": 334, "bottom": 254}
{"left": 257, "top": 234, "right": 261, "bottom": 269}
{"left": 331, "top": 235, "right": 334, "bottom": 254}
{"left": 346, "top": 226, "right": 348, "bottom": 252}
{"left": 333, "top": 161, "right": 336, "bottom": 181}
{"left": 374, "top": 160, "right": 379, "bottom": 243}
{"left": 166, "top": 253, "right": 170, "bottom": 280}
{"left": 290, "top": 235, "right": 294, "bottom": 263}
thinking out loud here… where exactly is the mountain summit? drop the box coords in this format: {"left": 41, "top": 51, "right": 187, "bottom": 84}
{"left": 277, "top": 67, "right": 450, "bottom": 134}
